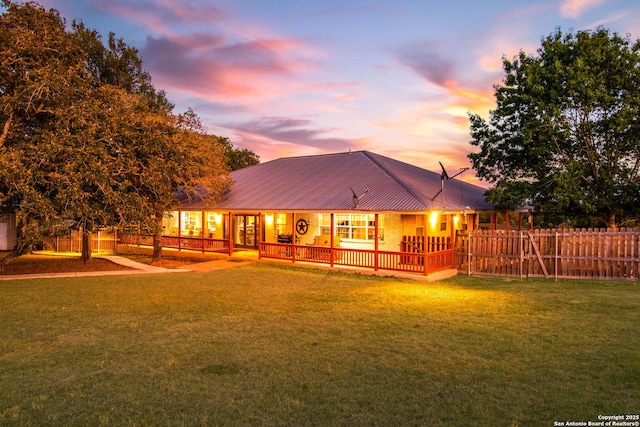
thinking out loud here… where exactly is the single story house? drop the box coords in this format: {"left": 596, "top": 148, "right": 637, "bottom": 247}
{"left": 147, "top": 150, "right": 501, "bottom": 276}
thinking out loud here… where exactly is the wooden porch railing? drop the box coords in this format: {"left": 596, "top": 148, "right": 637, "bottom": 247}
{"left": 259, "top": 242, "right": 454, "bottom": 275}
{"left": 120, "top": 234, "right": 230, "bottom": 254}
{"left": 119, "top": 234, "right": 455, "bottom": 276}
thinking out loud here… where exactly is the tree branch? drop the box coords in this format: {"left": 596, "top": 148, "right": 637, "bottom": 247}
{"left": 0, "top": 111, "right": 14, "bottom": 147}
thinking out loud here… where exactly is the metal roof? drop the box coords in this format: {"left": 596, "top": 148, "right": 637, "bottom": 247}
{"left": 179, "top": 151, "right": 493, "bottom": 212}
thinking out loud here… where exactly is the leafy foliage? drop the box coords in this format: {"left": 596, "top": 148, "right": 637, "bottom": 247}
{"left": 0, "top": 1, "right": 236, "bottom": 260}
{"left": 469, "top": 28, "right": 640, "bottom": 227}
{"left": 216, "top": 136, "right": 261, "bottom": 171}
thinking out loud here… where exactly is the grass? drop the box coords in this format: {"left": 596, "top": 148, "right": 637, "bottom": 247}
{"left": 0, "top": 264, "right": 638, "bottom": 426}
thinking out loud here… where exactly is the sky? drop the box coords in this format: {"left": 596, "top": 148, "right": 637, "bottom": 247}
{"left": 32, "top": 0, "right": 640, "bottom": 183}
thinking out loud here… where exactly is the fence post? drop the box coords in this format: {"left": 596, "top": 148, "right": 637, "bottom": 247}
{"left": 520, "top": 231, "right": 524, "bottom": 280}
{"left": 553, "top": 231, "right": 558, "bottom": 282}
{"left": 467, "top": 232, "right": 472, "bottom": 276}
{"left": 637, "top": 231, "right": 640, "bottom": 279}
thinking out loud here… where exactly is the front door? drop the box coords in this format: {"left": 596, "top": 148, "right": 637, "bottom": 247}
{"left": 235, "top": 215, "right": 258, "bottom": 248}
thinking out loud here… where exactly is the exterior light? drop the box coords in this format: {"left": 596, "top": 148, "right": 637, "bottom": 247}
{"left": 429, "top": 211, "right": 438, "bottom": 228}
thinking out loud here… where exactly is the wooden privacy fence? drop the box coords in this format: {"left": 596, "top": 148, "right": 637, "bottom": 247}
{"left": 456, "top": 228, "right": 640, "bottom": 280}
{"left": 43, "top": 229, "right": 118, "bottom": 254}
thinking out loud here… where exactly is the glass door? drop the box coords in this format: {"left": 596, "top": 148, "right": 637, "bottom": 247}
{"left": 245, "top": 216, "right": 256, "bottom": 247}
{"left": 235, "top": 215, "right": 257, "bottom": 248}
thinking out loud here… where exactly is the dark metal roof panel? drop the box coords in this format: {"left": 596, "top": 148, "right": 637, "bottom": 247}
{"left": 363, "top": 152, "right": 493, "bottom": 211}
{"left": 179, "top": 151, "right": 492, "bottom": 212}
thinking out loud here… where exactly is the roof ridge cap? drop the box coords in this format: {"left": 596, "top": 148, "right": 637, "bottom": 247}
{"left": 362, "top": 152, "right": 430, "bottom": 209}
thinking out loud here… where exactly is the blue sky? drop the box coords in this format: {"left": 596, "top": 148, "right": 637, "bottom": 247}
{"left": 34, "top": 0, "right": 640, "bottom": 182}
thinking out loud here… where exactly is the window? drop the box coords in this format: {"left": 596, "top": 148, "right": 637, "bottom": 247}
{"left": 324, "top": 214, "right": 382, "bottom": 241}
{"left": 207, "top": 213, "right": 217, "bottom": 232}
{"left": 275, "top": 213, "right": 287, "bottom": 235}
{"left": 162, "top": 211, "right": 180, "bottom": 236}
{"left": 440, "top": 214, "right": 448, "bottom": 232}
{"left": 181, "top": 211, "right": 202, "bottom": 236}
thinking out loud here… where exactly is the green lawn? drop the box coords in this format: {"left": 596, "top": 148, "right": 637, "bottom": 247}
{"left": 0, "top": 264, "right": 638, "bottom": 426}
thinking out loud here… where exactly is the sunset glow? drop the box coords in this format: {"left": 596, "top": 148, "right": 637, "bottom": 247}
{"left": 35, "top": 0, "right": 640, "bottom": 183}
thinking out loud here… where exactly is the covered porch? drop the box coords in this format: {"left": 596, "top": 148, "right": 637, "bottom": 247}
{"left": 128, "top": 209, "right": 487, "bottom": 277}
{"left": 259, "top": 211, "right": 461, "bottom": 275}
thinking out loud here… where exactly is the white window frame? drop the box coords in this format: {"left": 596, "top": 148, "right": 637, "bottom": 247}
{"left": 322, "top": 214, "right": 382, "bottom": 242}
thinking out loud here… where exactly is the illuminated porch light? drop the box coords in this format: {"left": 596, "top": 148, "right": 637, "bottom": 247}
{"left": 265, "top": 214, "right": 274, "bottom": 226}
{"left": 429, "top": 211, "right": 438, "bottom": 228}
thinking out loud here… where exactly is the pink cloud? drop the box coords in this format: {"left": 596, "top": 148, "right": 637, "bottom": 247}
{"left": 222, "top": 116, "right": 368, "bottom": 153}
{"left": 560, "top": 0, "right": 607, "bottom": 18}
{"left": 397, "top": 42, "right": 456, "bottom": 88}
{"left": 41, "top": 0, "right": 314, "bottom": 109}
{"left": 497, "top": 2, "right": 553, "bottom": 20}
{"left": 395, "top": 41, "right": 498, "bottom": 118}
{"left": 87, "top": 0, "right": 226, "bottom": 33}
{"left": 444, "top": 81, "right": 496, "bottom": 115}
{"left": 140, "top": 33, "right": 313, "bottom": 103}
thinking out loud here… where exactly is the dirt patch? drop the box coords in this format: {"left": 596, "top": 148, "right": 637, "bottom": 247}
{"left": 0, "top": 254, "right": 133, "bottom": 275}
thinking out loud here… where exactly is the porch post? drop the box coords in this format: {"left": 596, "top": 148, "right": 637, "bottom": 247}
{"left": 201, "top": 210, "right": 205, "bottom": 253}
{"left": 228, "top": 212, "right": 233, "bottom": 256}
{"left": 450, "top": 214, "right": 455, "bottom": 250}
{"left": 330, "top": 213, "right": 335, "bottom": 267}
{"left": 178, "top": 210, "right": 182, "bottom": 251}
{"left": 424, "top": 213, "right": 429, "bottom": 276}
{"left": 258, "top": 212, "right": 262, "bottom": 260}
{"left": 291, "top": 212, "right": 296, "bottom": 263}
{"left": 374, "top": 214, "right": 379, "bottom": 271}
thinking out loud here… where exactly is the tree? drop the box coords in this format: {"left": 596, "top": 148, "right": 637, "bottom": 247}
{"left": 216, "top": 136, "right": 260, "bottom": 171}
{"left": 0, "top": 0, "right": 90, "bottom": 260}
{"left": 0, "top": 1, "right": 231, "bottom": 265}
{"left": 469, "top": 28, "right": 640, "bottom": 228}
{"left": 124, "top": 108, "right": 232, "bottom": 261}
{"left": 72, "top": 22, "right": 173, "bottom": 112}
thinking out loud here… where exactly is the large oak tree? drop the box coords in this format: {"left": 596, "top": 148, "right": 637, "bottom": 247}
{"left": 469, "top": 28, "right": 640, "bottom": 228}
{"left": 0, "top": 1, "right": 232, "bottom": 264}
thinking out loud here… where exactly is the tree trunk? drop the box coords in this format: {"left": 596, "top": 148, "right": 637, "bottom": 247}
{"left": 607, "top": 212, "right": 616, "bottom": 229}
{"left": 81, "top": 228, "right": 91, "bottom": 263}
{"left": 152, "top": 212, "right": 163, "bottom": 262}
